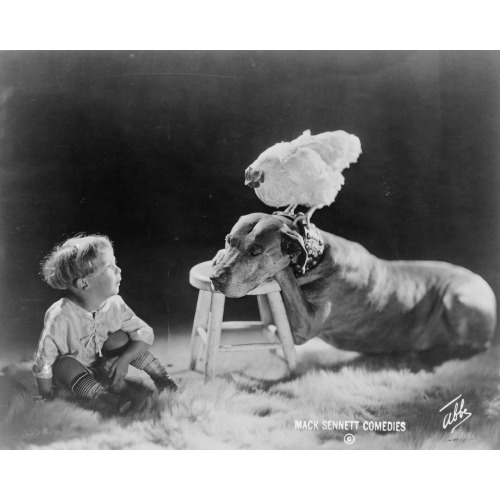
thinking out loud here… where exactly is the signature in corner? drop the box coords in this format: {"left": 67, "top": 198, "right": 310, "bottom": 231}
{"left": 439, "top": 394, "right": 472, "bottom": 433}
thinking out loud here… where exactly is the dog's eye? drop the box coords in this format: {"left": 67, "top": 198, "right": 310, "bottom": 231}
{"left": 249, "top": 246, "right": 262, "bottom": 256}
{"left": 225, "top": 234, "right": 231, "bottom": 245}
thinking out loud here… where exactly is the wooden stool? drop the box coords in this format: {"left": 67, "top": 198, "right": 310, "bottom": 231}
{"left": 189, "top": 261, "right": 298, "bottom": 382}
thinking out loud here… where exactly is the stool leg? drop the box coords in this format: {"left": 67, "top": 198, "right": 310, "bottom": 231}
{"left": 189, "top": 290, "right": 212, "bottom": 371}
{"left": 257, "top": 294, "right": 277, "bottom": 349}
{"left": 266, "top": 291, "right": 298, "bottom": 373}
{"left": 204, "top": 292, "right": 225, "bottom": 382}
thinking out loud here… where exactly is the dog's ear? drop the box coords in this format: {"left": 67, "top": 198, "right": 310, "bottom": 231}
{"left": 280, "top": 225, "right": 306, "bottom": 259}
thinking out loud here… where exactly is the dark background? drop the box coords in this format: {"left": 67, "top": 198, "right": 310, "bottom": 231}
{"left": 1, "top": 51, "right": 499, "bottom": 360}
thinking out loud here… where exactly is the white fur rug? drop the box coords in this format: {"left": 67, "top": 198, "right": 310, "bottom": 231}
{"left": 1, "top": 339, "right": 500, "bottom": 450}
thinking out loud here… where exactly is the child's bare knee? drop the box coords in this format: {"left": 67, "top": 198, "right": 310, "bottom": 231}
{"left": 102, "top": 330, "right": 130, "bottom": 352}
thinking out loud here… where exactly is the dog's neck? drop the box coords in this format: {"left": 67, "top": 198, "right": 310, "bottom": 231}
{"left": 272, "top": 212, "right": 325, "bottom": 277}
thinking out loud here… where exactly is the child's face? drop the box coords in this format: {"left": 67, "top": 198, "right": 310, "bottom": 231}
{"left": 85, "top": 247, "right": 122, "bottom": 302}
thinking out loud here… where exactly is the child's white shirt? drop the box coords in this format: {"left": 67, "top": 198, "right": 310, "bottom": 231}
{"left": 33, "top": 296, "right": 154, "bottom": 379}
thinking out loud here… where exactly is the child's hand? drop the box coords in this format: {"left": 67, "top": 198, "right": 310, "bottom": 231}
{"left": 108, "top": 357, "right": 129, "bottom": 388}
{"left": 212, "top": 249, "right": 226, "bottom": 267}
{"left": 36, "top": 377, "right": 53, "bottom": 401}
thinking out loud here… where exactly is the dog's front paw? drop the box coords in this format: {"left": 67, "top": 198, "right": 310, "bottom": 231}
{"left": 212, "top": 249, "right": 226, "bottom": 267}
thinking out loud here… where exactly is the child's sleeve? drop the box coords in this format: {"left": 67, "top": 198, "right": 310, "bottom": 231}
{"left": 32, "top": 314, "right": 64, "bottom": 379}
{"left": 118, "top": 298, "right": 154, "bottom": 345}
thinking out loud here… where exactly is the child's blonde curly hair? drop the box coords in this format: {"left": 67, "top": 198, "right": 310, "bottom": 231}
{"left": 41, "top": 234, "right": 113, "bottom": 290}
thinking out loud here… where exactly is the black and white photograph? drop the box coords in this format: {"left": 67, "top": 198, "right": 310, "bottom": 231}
{"left": 1, "top": 48, "right": 499, "bottom": 453}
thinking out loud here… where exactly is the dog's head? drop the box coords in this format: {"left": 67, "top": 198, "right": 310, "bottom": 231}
{"left": 210, "top": 213, "right": 305, "bottom": 298}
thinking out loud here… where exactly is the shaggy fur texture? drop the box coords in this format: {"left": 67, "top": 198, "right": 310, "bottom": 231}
{"left": 1, "top": 339, "right": 499, "bottom": 450}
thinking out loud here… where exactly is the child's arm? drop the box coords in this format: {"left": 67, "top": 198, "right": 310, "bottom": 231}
{"left": 111, "top": 297, "right": 156, "bottom": 388}
{"left": 108, "top": 340, "right": 149, "bottom": 388}
{"left": 33, "top": 320, "right": 61, "bottom": 399}
{"left": 118, "top": 298, "right": 155, "bottom": 346}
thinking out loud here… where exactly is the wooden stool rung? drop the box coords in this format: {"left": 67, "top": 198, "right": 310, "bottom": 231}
{"left": 189, "top": 261, "right": 298, "bottom": 381}
{"left": 219, "top": 342, "right": 282, "bottom": 352}
{"left": 221, "top": 321, "right": 264, "bottom": 331}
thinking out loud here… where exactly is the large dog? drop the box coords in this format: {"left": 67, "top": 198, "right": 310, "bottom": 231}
{"left": 210, "top": 212, "right": 497, "bottom": 363}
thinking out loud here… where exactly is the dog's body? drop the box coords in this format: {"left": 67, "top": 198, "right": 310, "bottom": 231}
{"left": 211, "top": 213, "right": 497, "bottom": 360}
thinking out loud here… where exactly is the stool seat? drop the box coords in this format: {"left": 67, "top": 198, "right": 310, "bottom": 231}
{"left": 189, "top": 261, "right": 298, "bottom": 381}
{"left": 189, "top": 261, "right": 281, "bottom": 295}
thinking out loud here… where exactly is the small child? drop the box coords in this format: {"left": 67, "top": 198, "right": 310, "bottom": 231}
{"left": 32, "top": 234, "right": 178, "bottom": 415}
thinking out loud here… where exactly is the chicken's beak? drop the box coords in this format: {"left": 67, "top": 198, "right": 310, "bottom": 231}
{"left": 244, "top": 167, "right": 264, "bottom": 188}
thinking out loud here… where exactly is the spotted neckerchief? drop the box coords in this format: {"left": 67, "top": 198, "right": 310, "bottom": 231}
{"left": 272, "top": 211, "right": 325, "bottom": 276}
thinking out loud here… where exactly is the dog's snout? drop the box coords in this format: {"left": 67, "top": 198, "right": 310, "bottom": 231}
{"left": 210, "top": 273, "right": 228, "bottom": 291}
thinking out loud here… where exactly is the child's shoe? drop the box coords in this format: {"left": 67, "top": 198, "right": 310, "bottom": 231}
{"left": 94, "top": 390, "right": 132, "bottom": 416}
{"left": 121, "top": 380, "right": 152, "bottom": 413}
{"left": 143, "top": 358, "right": 179, "bottom": 393}
{"left": 153, "top": 372, "right": 178, "bottom": 393}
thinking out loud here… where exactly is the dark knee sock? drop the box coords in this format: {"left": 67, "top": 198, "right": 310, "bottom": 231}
{"left": 70, "top": 373, "right": 131, "bottom": 414}
{"left": 130, "top": 351, "right": 156, "bottom": 371}
{"left": 70, "top": 372, "right": 104, "bottom": 399}
{"left": 54, "top": 357, "right": 105, "bottom": 399}
{"left": 131, "top": 352, "right": 177, "bottom": 392}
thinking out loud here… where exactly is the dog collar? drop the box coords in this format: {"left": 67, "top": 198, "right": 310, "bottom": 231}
{"left": 272, "top": 211, "right": 325, "bottom": 276}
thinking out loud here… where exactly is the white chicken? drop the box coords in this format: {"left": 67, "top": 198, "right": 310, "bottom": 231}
{"left": 244, "top": 129, "right": 362, "bottom": 226}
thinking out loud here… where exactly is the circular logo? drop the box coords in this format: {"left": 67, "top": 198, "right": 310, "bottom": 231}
{"left": 344, "top": 433, "right": 355, "bottom": 445}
